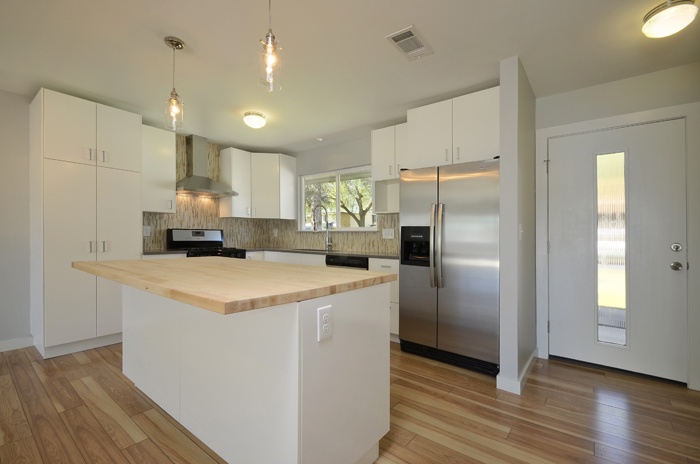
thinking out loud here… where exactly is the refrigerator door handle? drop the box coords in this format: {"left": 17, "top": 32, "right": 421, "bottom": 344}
{"left": 436, "top": 203, "right": 444, "bottom": 288}
{"left": 429, "top": 203, "right": 436, "bottom": 288}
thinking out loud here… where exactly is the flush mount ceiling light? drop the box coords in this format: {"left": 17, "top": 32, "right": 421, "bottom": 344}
{"left": 243, "top": 111, "right": 266, "bottom": 129}
{"left": 164, "top": 36, "right": 185, "bottom": 131}
{"left": 259, "top": 0, "right": 281, "bottom": 92}
{"left": 642, "top": 0, "right": 698, "bottom": 38}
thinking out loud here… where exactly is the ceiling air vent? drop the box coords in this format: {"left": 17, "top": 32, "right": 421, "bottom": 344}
{"left": 386, "top": 26, "right": 433, "bottom": 61}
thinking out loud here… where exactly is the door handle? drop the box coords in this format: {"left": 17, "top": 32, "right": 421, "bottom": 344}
{"left": 429, "top": 203, "right": 436, "bottom": 288}
{"left": 670, "top": 262, "right": 683, "bottom": 271}
{"left": 436, "top": 203, "right": 444, "bottom": 288}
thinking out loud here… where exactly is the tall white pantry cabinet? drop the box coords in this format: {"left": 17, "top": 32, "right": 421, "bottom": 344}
{"left": 30, "top": 88, "right": 142, "bottom": 358}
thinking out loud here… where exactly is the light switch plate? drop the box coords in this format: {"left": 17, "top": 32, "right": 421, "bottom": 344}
{"left": 382, "top": 228, "right": 394, "bottom": 239}
{"left": 317, "top": 305, "right": 333, "bottom": 342}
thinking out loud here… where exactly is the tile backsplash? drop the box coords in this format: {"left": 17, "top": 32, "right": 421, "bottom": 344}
{"left": 142, "top": 136, "right": 400, "bottom": 257}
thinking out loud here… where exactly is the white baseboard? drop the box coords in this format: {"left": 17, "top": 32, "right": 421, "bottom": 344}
{"left": 497, "top": 348, "right": 538, "bottom": 395}
{"left": 41, "top": 333, "right": 123, "bottom": 359}
{"left": 390, "top": 333, "right": 400, "bottom": 344}
{"left": 0, "top": 336, "right": 34, "bottom": 353}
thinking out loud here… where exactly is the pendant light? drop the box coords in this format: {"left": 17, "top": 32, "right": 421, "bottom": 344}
{"left": 642, "top": 0, "right": 698, "bottom": 38}
{"left": 164, "top": 36, "right": 185, "bottom": 131}
{"left": 260, "top": 0, "right": 281, "bottom": 92}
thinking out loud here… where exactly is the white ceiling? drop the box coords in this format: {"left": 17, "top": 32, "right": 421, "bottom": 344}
{"left": 1, "top": 0, "right": 699, "bottom": 154}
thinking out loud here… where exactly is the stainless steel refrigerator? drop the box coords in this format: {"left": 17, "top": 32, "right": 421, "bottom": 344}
{"left": 399, "top": 160, "right": 499, "bottom": 375}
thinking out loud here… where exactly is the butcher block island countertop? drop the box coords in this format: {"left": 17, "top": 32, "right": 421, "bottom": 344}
{"left": 72, "top": 256, "right": 396, "bottom": 315}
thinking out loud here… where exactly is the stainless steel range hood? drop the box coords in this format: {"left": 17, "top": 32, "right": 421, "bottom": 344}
{"left": 176, "top": 135, "right": 238, "bottom": 198}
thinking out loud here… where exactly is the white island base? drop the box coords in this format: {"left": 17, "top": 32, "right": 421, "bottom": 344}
{"left": 122, "top": 283, "right": 390, "bottom": 464}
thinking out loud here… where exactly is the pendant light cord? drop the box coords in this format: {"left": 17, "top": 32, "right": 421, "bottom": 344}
{"left": 172, "top": 46, "right": 176, "bottom": 90}
{"left": 268, "top": 0, "right": 272, "bottom": 32}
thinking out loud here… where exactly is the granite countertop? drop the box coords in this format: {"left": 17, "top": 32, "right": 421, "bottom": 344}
{"left": 73, "top": 257, "right": 396, "bottom": 315}
{"left": 143, "top": 248, "right": 399, "bottom": 260}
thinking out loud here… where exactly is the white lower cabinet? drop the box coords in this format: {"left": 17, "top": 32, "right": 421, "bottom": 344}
{"left": 299, "top": 253, "right": 326, "bottom": 267}
{"left": 245, "top": 251, "right": 264, "bottom": 261}
{"left": 38, "top": 160, "right": 141, "bottom": 354}
{"left": 264, "top": 251, "right": 325, "bottom": 267}
{"left": 369, "top": 258, "right": 399, "bottom": 338}
{"left": 43, "top": 160, "right": 98, "bottom": 347}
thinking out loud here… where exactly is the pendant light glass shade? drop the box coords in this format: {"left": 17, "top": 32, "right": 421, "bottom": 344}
{"left": 164, "top": 36, "right": 185, "bottom": 131}
{"left": 642, "top": 0, "right": 698, "bottom": 38}
{"left": 259, "top": 0, "right": 281, "bottom": 91}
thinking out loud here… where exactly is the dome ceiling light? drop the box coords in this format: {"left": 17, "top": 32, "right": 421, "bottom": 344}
{"left": 243, "top": 111, "right": 267, "bottom": 129}
{"left": 642, "top": 0, "right": 698, "bottom": 38}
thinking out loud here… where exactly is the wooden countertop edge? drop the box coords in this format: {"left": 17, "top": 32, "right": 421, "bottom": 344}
{"left": 72, "top": 259, "right": 395, "bottom": 316}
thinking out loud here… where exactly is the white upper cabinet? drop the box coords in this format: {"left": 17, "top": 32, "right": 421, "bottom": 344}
{"left": 220, "top": 151, "right": 296, "bottom": 220}
{"left": 40, "top": 88, "right": 141, "bottom": 171}
{"left": 405, "top": 99, "right": 453, "bottom": 170}
{"left": 141, "top": 125, "right": 176, "bottom": 213}
{"left": 220, "top": 147, "right": 252, "bottom": 218}
{"left": 405, "top": 86, "right": 500, "bottom": 170}
{"left": 96, "top": 104, "right": 142, "bottom": 172}
{"left": 371, "top": 126, "right": 396, "bottom": 181}
{"left": 371, "top": 123, "right": 407, "bottom": 181}
{"left": 452, "top": 86, "right": 500, "bottom": 163}
{"left": 251, "top": 153, "right": 297, "bottom": 220}
{"left": 43, "top": 89, "right": 96, "bottom": 165}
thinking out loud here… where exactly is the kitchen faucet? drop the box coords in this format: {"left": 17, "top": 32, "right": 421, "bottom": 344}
{"left": 313, "top": 206, "right": 333, "bottom": 251}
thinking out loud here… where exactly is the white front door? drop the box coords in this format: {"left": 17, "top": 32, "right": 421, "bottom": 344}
{"left": 548, "top": 118, "right": 688, "bottom": 382}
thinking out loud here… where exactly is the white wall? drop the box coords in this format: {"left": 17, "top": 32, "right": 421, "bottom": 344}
{"left": 535, "top": 61, "right": 700, "bottom": 390}
{"left": 536, "top": 62, "right": 700, "bottom": 129}
{"left": 497, "top": 57, "right": 538, "bottom": 394}
{"left": 0, "top": 90, "right": 32, "bottom": 350}
{"left": 295, "top": 135, "right": 370, "bottom": 175}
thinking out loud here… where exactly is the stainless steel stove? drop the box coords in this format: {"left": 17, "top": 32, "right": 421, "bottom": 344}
{"left": 166, "top": 228, "right": 246, "bottom": 259}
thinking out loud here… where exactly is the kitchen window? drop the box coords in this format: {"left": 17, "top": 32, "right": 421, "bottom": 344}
{"left": 301, "top": 167, "right": 375, "bottom": 231}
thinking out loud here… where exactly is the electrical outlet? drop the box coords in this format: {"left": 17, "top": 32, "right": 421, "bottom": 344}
{"left": 382, "top": 228, "right": 394, "bottom": 239}
{"left": 273, "top": 228, "right": 279, "bottom": 237}
{"left": 317, "top": 305, "right": 333, "bottom": 342}
{"left": 143, "top": 226, "right": 151, "bottom": 237}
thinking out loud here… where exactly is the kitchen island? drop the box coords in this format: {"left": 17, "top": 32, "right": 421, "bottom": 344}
{"left": 73, "top": 257, "right": 396, "bottom": 464}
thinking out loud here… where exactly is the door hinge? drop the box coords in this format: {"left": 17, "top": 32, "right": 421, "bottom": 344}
{"left": 547, "top": 321, "right": 550, "bottom": 333}
{"left": 544, "top": 159, "right": 550, "bottom": 174}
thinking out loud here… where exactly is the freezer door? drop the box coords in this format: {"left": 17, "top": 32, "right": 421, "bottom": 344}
{"left": 398, "top": 264, "right": 437, "bottom": 347}
{"left": 399, "top": 167, "right": 437, "bottom": 227}
{"left": 437, "top": 160, "right": 499, "bottom": 364}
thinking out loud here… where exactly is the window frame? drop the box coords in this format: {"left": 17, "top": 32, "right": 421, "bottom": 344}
{"left": 299, "top": 165, "right": 376, "bottom": 232}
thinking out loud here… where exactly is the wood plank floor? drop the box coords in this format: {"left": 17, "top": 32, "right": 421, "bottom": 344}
{"left": 1, "top": 342, "right": 699, "bottom": 463}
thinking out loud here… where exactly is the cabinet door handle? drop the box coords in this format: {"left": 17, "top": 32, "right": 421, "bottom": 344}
{"left": 380, "top": 265, "right": 392, "bottom": 269}
{"left": 100, "top": 150, "right": 107, "bottom": 163}
{"left": 445, "top": 149, "right": 449, "bottom": 161}
{"left": 389, "top": 165, "right": 393, "bottom": 176}
{"left": 100, "top": 241, "right": 107, "bottom": 252}
{"left": 456, "top": 146, "right": 460, "bottom": 160}
{"left": 89, "top": 149, "right": 95, "bottom": 161}
{"left": 168, "top": 199, "right": 173, "bottom": 210}
{"left": 246, "top": 206, "right": 251, "bottom": 216}
{"left": 88, "top": 241, "right": 94, "bottom": 253}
